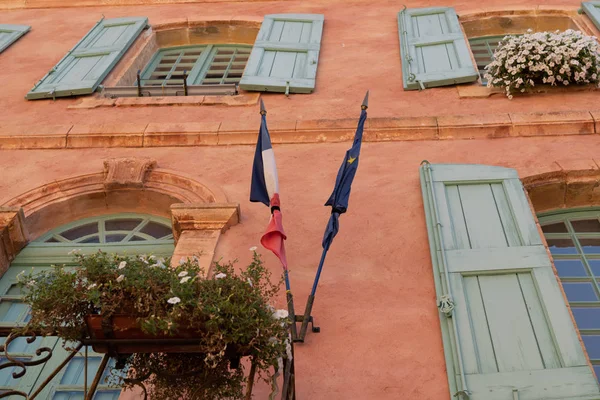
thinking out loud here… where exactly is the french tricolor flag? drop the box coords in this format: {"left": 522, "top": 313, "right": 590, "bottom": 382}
{"left": 250, "top": 105, "right": 287, "bottom": 269}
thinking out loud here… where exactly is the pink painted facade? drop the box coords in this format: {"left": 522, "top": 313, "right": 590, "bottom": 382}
{"left": 0, "top": 0, "right": 600, "bottom": 399}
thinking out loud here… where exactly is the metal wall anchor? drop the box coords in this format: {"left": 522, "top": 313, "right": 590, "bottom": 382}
{"left": 438, "top": 295, "right": 455, "bottom": 317}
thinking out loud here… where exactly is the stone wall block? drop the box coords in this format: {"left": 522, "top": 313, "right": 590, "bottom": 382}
{"left": 0, "top": 208, "right": 28, "bottom": 275}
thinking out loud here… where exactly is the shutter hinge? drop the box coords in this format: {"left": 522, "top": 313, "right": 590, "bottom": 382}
{"left": 454, "top": 389, "right": 471, "bottom": 399}
{"left": 438, "top": 295, "right": 455, "bottom": 317}
{"left": 512, "top": 389, "right": 520, "bottom": 400}
{"left": 285, "top": 81, "right": 290, "bottom": 97}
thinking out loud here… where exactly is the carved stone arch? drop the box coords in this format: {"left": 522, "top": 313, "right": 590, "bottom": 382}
{"left": 523, "top": 163, "right": 600, "bottom": 214}
{"left": 0, "top": 158, "right": 239, "bottom": 273}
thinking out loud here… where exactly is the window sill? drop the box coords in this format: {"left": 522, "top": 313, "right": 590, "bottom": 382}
{"left": 457, "top": 83, "right": 600, "bottom": 98}
{"left": 68, "top": 93, "right": 260, "bottom": 109}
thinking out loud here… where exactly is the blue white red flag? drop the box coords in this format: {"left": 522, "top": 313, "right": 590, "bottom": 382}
{"left": 250, "top": 111, "right": 287, "bottom": 268}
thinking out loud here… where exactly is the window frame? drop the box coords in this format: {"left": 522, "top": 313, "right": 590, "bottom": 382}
{"left": 539, "top": 208, "right": 600, "bottom": 383}
{"left": 140, "top": 44, "right": 251, "bottom": 88}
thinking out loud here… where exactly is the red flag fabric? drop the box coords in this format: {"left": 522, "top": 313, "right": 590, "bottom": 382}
{"left": 260, "top": 193, "right": 288, "bottom": 269}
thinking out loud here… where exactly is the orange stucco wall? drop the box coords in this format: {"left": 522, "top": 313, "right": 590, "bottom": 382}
{"left": 2, "top": 0, "right": 600, "bottom": 398}
{"left": 2, "top": 136, "right": 600, "bottom": 399}
{"left": 0, "top": 0, "right": 598, "bottom": 128}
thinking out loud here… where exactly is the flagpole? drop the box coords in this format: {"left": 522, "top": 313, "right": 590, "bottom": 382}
{"left": 259, "top": 100, "right": 299, "bottom": 341}
{"left": 297, "top": 91, "right": 369, "bottom": 342}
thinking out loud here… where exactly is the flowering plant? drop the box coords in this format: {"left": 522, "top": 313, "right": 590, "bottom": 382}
{"left": 484, "top": 29, "right": 600, "bottom": 98}
{"left": 18, "top": 250, "right": 290, "bottom": 399}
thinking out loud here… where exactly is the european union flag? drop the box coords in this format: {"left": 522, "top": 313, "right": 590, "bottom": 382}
{"left": 322, "top": 102, "right": 367, "bottom": 250}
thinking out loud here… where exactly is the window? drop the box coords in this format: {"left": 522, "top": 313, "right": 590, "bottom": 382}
{"left": 1, "top": 213, "right": 174, "bottom": 398}
{"left": 420, "top": 163, "right": 600, "bottom": 399}
{"left": 142, "top": 45, "right": 251, "bottom": 87}
{"left": 539, "top": 209, "right": 600, "bottom": 383}
{"left": 130, "top": 44, "right": 251, "bottom": 96}
{"left": 468, "top": 36, "right": 504, "bottom": 86}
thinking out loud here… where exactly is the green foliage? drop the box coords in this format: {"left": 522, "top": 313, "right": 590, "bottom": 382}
{"left": 484, "top": 29, "right": 600, "bottom": 98}
{"left": 18, "top": 251, "right": 290, "bottom": 400}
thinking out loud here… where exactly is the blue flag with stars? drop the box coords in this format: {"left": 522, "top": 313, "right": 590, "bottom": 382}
{"left": 322, "top": 107, "right": 366, "bottom": 249}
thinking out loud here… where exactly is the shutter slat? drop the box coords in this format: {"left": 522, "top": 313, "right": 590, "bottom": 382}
{"left": 398, "top": 7, "right": 478, "bottom": 90}
{"left": 583, "top": 1, "right": 600, "bottom": 32}
{"left": 26, "top": 17, "right": 148, "bottom": 100}
{"left": 0, "top": 24, "right": 30, "bottom": 54}
{"left": 239, "top": 13, "right": 324, "bottom": 94}
{"left": 420, "top": 163, "right": 600, "bottom": 399}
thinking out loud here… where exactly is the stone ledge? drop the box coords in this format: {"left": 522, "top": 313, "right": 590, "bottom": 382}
{"left": 170, "top": 203, "right": 240, "bottom": 241}
{"left": 68, "top": 93, "right": 260, "bottom": 109}
{"left": 0, "top": 110, "right": 598, "bottom": 149}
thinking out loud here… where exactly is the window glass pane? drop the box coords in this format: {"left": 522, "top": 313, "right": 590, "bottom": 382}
{"left": 580, "top": 238, "right": 600, "bottom": 254}
{"left": 595, "top": 365, "right": 600, "bottom": 384}
{"left": 80, "top": 236, "right": 100, "bottom": 244}
{"left": 546, "top": 238, "right": 578, "bottom": 254}
{"left": 588, "top": 260, "right": 600, "bottom": 277}
{"left": 572, "top": 307, "right": 600, "bottom": 329}
{"left": 94, "top": 392, "right": 121, "bottom": 400}
{"left": 53, "top": 392, "right": 84, "bottom": 400}
{"left": 105, "top": 234, "right": 126, "bottom": 243}
{"left": 61, "top": 223, "right": 98, "bottom": 241}
{"left": 139, "top": 222, "right": 171, "bottom": 239}
{"left": 0, "top": 301, "right": 28, "bottom": 323}
{"left": 61, "top": 356, "right": 102, "bottom": 385}
{"left": 0, "top": 357, "right": 28, "bottom": 386}
{"left": 45, "top": 237, "right": 60, "bottom": 243}
{"left": 104, "top": 219, "right": 142, "bottom": 232}
{"left": 582, "top": 335, "right": 600, "bottom": 359}
{"left": 562, "top": 282, "right": 599, "bottom": 302}
{"left": 542, "top": 222, "right": 569, "bottom": 233}
{"left": 572, "top": 219, "right": 600, "bottom": 233}
{"left": 554, "top": 259, "right": 588, "bottom": 277}
{"left": 6, "top": 284, "right": 21, "bottom": 295}
{"left": 130, "top": 235, "right": 144, "bottom": 242}
{"left": 2, "top": 336, "right": 42, "bottom": 353}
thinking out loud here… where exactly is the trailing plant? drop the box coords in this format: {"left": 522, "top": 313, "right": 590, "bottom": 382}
{"left": 18, "top": 250, "right": 291, "bottom": 400}
{"left": 484, "top": 29, "right": 600, "bottom": 98}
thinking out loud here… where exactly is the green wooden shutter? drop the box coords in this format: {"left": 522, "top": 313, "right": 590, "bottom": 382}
{"left": 420, "top": 163, "right": 600, "bottom": 400}
{"left": 582, "top": 2, "right": 600, "bottom": 31}
{"left": 0, "top": 24, "right": 30, "bottom": 54}
{"left": 398, "top": 7, "right": 478, "bottom": 90}
{"left": 26, "top": 17, "right": 148, "bottom": 100}
{"left": 239, "top": 13, "right": 324, "bottom": 94}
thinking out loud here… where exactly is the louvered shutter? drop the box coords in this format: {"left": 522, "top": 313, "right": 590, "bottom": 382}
{"left": 420, "top": 163, "right": 600, "bottom": 400}
{"left": 26, "top": 17, "right": 148, "bottom": 100}
{"left": 0, "top": 24, "right": 30, "bottom": 54}
{"left": 398, "top": 7, "right": 478, "bottom": 90}
{"left": 239, "top": 13, "right": 323, "bottom": 94}
{"left": 583, "top": 2, "right": 600, "bottom": 31}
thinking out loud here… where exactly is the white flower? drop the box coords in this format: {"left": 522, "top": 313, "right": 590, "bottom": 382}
{"left": 178, "top": 271, "right": 188, "bottom": 278}
{"left": 247, "top": 278, "right": 253, "bottom": 287}
{"left": 167, "top": 297, "right": 181, "bottom": 304}
{"left": 116, "top": 275, "right": 125, "bottom": 283}
{"left": 118, "top": 261, "right": 127, "bottom": 270}
{"left": 179, "top": 257, "right": 186, "bottom": 265}
{"left": 249, "top": 246, "right": 258, "bottom": 251}
{"left": 180, "top": 276, "right": 191, "bottom": 284}
{"left": 16, "top": 270, "right": 25, "bottom": 282}
{"left": 68, "top": 249, "right": 82, "bottom": 255}
{"left": 26, "top": 280, "right": 36, "bottom": 288}
{"left": 272, "top": 309, "right": 289, "bottom": 320}
{"left": 88, "top": 283, "right": 97, "bottom": 289}
{"left": 215, "top": 273, "right": 226, "bottom": 279}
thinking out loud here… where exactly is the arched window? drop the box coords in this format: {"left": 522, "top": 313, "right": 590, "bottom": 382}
{"left": 0, "top": 213, "right": 174, "bottom": 399}
{"left": 539, "top": 209, "right": 600, "bottom": 383}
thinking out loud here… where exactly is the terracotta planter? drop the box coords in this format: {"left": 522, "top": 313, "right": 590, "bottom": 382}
{"left": 85, "top": 315, "right": 247, "bottom": 367}
{"left": 85, "top": 314, "right": 207, "bottom": 354}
